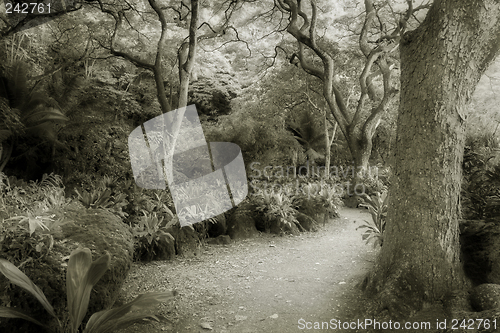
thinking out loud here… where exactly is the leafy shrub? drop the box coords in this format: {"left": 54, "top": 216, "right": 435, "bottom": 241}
{"left": 0, "top": 62, "right": 71, "bottom": 176}
{"left": 0, "top": 173, "right": 69, "bottom": 246}
{"left": 204, "top": 116, "right": 301, "bottom": 170}
{"left": 5, "top": 202, "right": 64, "bottom": 236}
{"left": 462, "top": 142, "right": 500, "bottom": 220}
{"left": 0, "top": 247, "right": 177, "bottom": 333}
{"left": 172, "top": 179, "right": 230, "bottom": 230}
{"left": 253, "top": 188, "right": 299, "bottom": 233}
{"left": 0, "top": 172, "right": 69, "bottom": 262}
{"left": 0, "top": 173, "right": 66, "bottom": 213}
{"left": 73, "top": 176, "right": 128, "bottom": 218}
{"left": 293, "top": 179, "right": 343, "bottom": 222}
{"left": 122, "top": 190, "right": 150, "bottom": 218}
{"left": 353, "top": 171, "right": 387, "bottom": 197}
{"left": 58, "top": 120, "right": 133, "bottom": 187}
{"left": 74, "top": 187, "right": 113, "bottom": 209}
{"left": 132, "top": 211, "right": 176, "bottom": 261}
{"left": 293, "top": 187, "right": 324, "bottom": 218}
{"left": 0, "top": 227, "right": 55, "bottom": 264}
{"left": 178, "top": 204, "right": 218, "bottom": 226}
{"left": 356, "top": 190, "right": 389, "bottom": 247}
{"left": 120, "top": 180, "right": 158, "bottom": 217}
{"left": 188, "top": 79, "right": 233, "bottom": 120}
{"left": 176, "top": 202, "right": 220, "bottom": 241}
{"left": 249, "top": 174, "right": 344, "bottom": 228}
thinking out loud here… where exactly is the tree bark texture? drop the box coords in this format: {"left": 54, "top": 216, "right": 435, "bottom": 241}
{"left": 364, "top": 0, "right": 500, "bottom": 317}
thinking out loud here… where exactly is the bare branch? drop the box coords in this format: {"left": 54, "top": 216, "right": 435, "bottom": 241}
{"left": 260, "top": 45, "right": 288, "bottom": 68}
{"left": 275, "top": 0, "right": 402, "bottom": 169}
{"left": 202, "top": 26, "right": 252, "bottom": 57}
{"left": 359, "top": 0, "right": 375, "bottom": 57}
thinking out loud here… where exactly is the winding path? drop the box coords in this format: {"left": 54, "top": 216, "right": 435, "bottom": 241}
{"left": 120, "top": 207, "right": 376, "bottom": 333}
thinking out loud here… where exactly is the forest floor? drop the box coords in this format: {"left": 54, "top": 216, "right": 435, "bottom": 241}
{"left": 118, "top": 207, "right": 378, "bottom": 333}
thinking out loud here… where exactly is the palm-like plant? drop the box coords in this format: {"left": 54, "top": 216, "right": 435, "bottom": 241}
{"left": 356, "top": 190, "right": 389, "bottom": 247}
{"left": 254, "top": 189, "right": 299, "bottom": 231}
{"left": 0, "top": 247, "right": 177, "bottom": 332}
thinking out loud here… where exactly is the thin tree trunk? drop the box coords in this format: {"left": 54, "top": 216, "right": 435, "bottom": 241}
{"left": 177, "top": 0, "right": 198, "bottom": 109}
{"left": 0, "top": 140, "right": 13, "bottom": 173}
{"left": 324, "top": 117, "right": 337, "bottom": 178}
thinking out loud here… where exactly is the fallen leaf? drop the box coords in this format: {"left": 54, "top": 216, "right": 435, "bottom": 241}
{"left": 200, "top": 322, "right": 213, "bottom": 330}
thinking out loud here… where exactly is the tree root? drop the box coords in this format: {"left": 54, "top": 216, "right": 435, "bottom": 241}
{"left": 359, "top": 261, "right": 425, "bottom": 320}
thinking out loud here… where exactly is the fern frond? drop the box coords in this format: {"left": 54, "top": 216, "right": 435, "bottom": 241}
{"left": 40, "top": 173, "right": 64, "bottom": 190}
{"left": 24, "top": 122, "right": 58, "bottom": 142}
{"left": 23, "top": 107, "right": 69, "bottom": 126}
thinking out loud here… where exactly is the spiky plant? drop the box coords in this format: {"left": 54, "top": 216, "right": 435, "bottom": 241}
{"left": 356, "top": 190, "right": 389, "bottom": 247}
{"left": 0, "top": 61, "right": 70, "bottom": 171}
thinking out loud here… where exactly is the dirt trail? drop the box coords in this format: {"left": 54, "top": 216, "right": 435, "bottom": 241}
{"left": 119, "top": 207, "right": 377, "bottom": 333}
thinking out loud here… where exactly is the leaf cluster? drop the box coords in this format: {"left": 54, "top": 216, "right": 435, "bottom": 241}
{"left": 132, "top": 210, "right": 177, "bottom": 262}
{"left": 1, "top": 173, "right": 68, "bottom": 233}
{"left": 0, "top": 247, "right": 177, "bottom": 333}
{"left": 356, "top": 190, "right": 388, "bottom": 248}
{"left": 0, "top": 62, "right": 70, "bottom": 143}
{"left": 73, "top": 176, "right": 129, "bottom": 219}
{"left": 462, "top": 138, "right": 500, "bottom": 220}
{"left": 293, "top": 180, "right": 343, "bottom": 218}
{"left": 253, "top": 188, "right": 299, "bottom": 232}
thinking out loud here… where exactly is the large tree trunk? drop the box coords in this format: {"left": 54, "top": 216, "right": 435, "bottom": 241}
{"left": 363, "top": 0, "right": 500, "bottom": 318}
